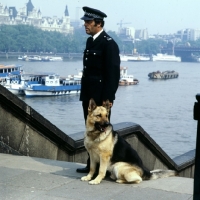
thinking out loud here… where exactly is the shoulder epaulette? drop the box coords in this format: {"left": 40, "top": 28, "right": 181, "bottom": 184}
{"left": 104, "top": 35, "right": 112, "bottom": 41}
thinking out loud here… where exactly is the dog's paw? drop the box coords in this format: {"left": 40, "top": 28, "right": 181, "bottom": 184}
{"left": 110, "top": 174, "right": 116, "bottom": 180}
{"left": 81, "top": 175, "right": 92, "bottom": 181}
{"left": 89, "top": 179, "right": 101, "bottom": 185}
{"left": 116, "top": 179, "right": 126, "bottom": 184}
{"left": 135, "top": 180, "right": 142, "bottom": 184}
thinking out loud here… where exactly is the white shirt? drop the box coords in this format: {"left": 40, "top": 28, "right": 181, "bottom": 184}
{"left": 93, "top": 29, "right": 103, "bottom": 41}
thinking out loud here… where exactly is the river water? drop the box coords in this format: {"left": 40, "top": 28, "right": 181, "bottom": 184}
{"left": 1, "top": 58, "right": 200, "bottom": 159}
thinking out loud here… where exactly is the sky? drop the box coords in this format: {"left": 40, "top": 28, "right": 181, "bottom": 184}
{"left": 1, "top": 0, "right": 200, "bottom": 35}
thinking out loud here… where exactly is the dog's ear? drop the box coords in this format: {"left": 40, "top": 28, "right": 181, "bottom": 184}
{"left": 103, "top": 99, "right": 111, "bottom": 112}
{"left": 88, "top": 98, "right": 97, "bottom": 112}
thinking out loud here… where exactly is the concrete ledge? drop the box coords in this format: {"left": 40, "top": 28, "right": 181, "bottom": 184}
{"left": 0, "top": 85, "right": 195, "bottom": 177}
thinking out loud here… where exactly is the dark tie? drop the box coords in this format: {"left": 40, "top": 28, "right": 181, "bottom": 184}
{"left": 87, "top": 37, "right": 93, "bottom": 48}
{"left": 89, "top": 37, "right": 93, "bottom": 42}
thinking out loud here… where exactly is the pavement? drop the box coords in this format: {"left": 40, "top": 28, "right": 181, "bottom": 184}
{"left": 0, "top": 153, "right": 193, "bottom": 200}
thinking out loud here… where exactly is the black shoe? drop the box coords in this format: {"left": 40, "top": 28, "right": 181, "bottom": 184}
{"left": 76, "top": 166, "right": 89, "bottom": 173}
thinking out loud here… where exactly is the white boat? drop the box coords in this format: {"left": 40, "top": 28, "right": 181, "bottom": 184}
{"left": 28, "top": 55, "right": 42, "bottom": 62}
{"left": 18, "top": 55, "right": 28, "bottom": 61}
{"left": 24, "top": 74, "right": 81, "bottom": 97}
{"left": 66, "top": 69, "right": 82, "bottom": 81}
{"left": 49, "top": 56, "right": 63, "bottom": 61}
{"left": 148, "top": 70, "right": 179, "bottom": 79}
{"left": 119, "top": 67, "right": 139, "bottom": 86}
{"left": 4, "top": 72, "right": 50, "bottom": 95}
{"left": 127, "top": 55, "right": 151, "bottom": 62}
{"left": 18, "top": 56, "right": 24, "bottom": 60}
{"left": 0, "top": 64, "right": 23, "bottom": 93}
{"left": 0, "top": 64, "right": 23, "bottom": 87}
{"left": 18, "top": 55, "right": 63, "bottom": 62}
{"left": 18, "top": 55, "right": 42, "bottom": 62}
{"left": 4, "top": 75, "right": 24, "bottom": 95}
{"left": 120, "top": 54, "right": 150, "bottom": 62}
{"left": 4, "top": 68, "right": 82, "bottom": 96}
{"left": 4, "top": 82, "right": 25, "bottom": 95}
{"left": 120, "top": 54, "right": 129, "bottom": 62}
{"left": 152, "top": 54, "right": 181, "bottom": 62}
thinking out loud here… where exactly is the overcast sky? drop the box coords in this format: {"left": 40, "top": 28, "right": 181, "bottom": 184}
{"left": 1, "top": 0, "right": 200, "bottom": 35}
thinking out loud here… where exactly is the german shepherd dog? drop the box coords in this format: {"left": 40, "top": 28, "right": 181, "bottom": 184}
{"left": 81, "top": 99, "right": 177, "bottom": 185}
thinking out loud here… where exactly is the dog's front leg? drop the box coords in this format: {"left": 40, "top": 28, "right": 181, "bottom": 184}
{"left": 81, "top": 154, "right": 96, "bottom": 182}
{"left": 89, "top": 155, "right": 109, "bottom": 185}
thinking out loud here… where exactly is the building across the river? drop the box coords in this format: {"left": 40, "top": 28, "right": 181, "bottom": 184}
{"left": 0, "top": 0, "right": 73, "bottom": 35}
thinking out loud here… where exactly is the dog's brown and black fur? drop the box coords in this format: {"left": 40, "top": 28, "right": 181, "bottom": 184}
{"left": 81, "top": 99, "right": 177, "bottom": 185}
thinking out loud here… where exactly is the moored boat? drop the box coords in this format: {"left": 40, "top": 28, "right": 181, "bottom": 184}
{"left": 24, "top": 74, "right": 81, "bottom": 97}
{"left": 48, "top": 56, "right": 63, "bottom": 61}
{"left": 148, "top": 70, "right": 179, "bottom": 79}
{"left": 18, "top": 55, "right": 28, "bottom": 61}
{"left": 0, "top": 64, "right": 22, "bottom": 78}
{"left": 27, "top": 55, "right": 42, "bottom": 62}
{"left": 66, "top": 69, "right": 82, "bottom": 81}
{"left": 41, "top": 56, "right": 63, "bottom": 62}
{"left": 127, "top": 55, "right": 151, "bottom": 62}
{"left": 4, "top": 74, "right": 25, "bottom": 95}
{"left": 119, "top": 67, "right": 139, "bottom": 86}
{"left": 4, "top": 72, "right": 50, "bottom": 95}
{"left": 120, "top": 54, "right": 150, "bottom": 62}
{"left": 120, "top": 54, "right": 129, "bottom": 62}
{"left": 152, "top": 54, "right": 181, "bottom": 62}
{"left": 18, "top": 55, "right": 63, "bottom": 62}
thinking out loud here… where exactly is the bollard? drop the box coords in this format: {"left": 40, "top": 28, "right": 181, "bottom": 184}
{"left": 193, "top": 93, "right": 200, "bottom": 200}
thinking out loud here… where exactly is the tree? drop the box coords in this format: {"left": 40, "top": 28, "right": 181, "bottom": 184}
{"left": 1, "top": 24, "right": 200, "bottom": 55}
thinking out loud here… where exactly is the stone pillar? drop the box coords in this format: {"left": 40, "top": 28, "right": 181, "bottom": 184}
{"left": 193, "top": 93, "right": 200, "bottom": 200}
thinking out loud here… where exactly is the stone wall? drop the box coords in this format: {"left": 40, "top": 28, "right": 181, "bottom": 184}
{"left": 0, "top": 84, "right": 195, "bottom": 178}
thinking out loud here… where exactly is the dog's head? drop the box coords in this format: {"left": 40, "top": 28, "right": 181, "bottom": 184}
{"left": 86, "top": 98, "right": 111, "bottom": 132}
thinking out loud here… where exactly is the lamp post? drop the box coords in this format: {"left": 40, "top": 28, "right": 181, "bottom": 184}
{"left": 193, "top": 93, "right": 200, "bottom": 200}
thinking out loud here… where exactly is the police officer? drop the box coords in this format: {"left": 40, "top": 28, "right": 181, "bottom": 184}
{"left": 76, "top": 6, "right": 120, "bottom": 173}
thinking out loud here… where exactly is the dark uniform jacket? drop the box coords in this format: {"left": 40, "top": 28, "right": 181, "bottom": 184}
{"left": 80, "top": 30, "right": 120, "bottom": 103}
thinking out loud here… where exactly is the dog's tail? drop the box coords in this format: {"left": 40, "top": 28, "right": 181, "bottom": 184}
{"left": 149, "top": 169, "right": 177, "bottom": 180}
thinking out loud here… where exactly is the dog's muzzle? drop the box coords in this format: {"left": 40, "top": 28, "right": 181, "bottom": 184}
{"left": 95, "top": 121, "right": 110, "bottom": 132}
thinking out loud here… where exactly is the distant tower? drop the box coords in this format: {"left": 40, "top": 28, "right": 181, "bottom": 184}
{"left": 65, "top": 5, "right": 69, "bottom": 16}
{"left": 37, "top": 9, "right": 42, "bottom": 18}
{"left": 4, "top": 5, "right": 9, "bottom": 15}
{"left": 26, "top": 0, "right": 34, "bottom": 16}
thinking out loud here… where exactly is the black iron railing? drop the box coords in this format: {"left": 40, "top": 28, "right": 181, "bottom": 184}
{"left": 193, "top": 93, "right": 200, "bottom": 200}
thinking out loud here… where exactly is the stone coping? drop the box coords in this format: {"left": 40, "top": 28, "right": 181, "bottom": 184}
{"left": 70, "top": 122, "right": 195, "bottom": 171}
